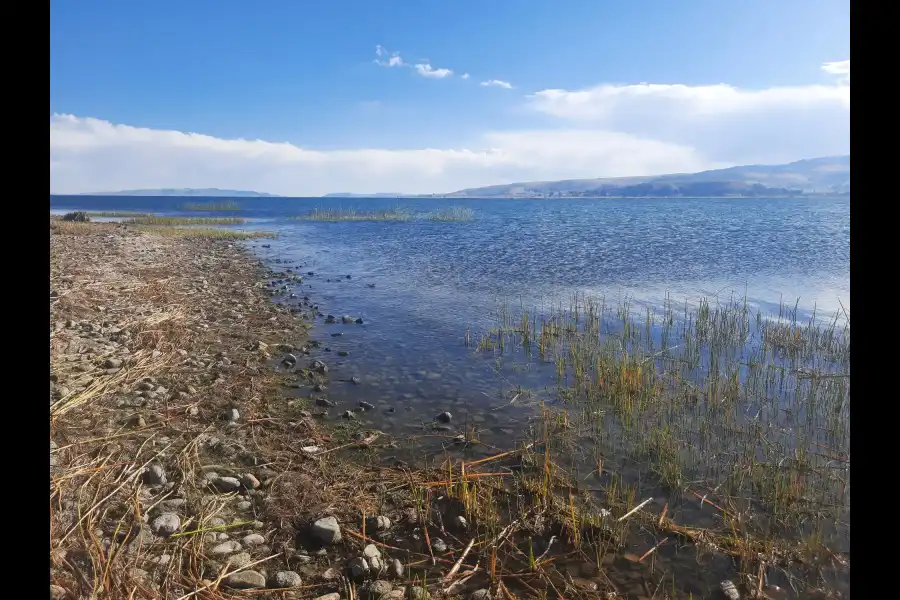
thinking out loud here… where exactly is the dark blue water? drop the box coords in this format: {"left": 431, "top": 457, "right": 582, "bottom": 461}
{"left": 50, "top": 195, "right": 850, "bottom": 432}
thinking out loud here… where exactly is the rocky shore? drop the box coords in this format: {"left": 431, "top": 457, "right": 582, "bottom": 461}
{"left": 49, "top": 221, "right": 517, "bottom": 600}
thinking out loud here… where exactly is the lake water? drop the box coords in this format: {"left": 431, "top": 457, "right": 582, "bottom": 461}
{"left": 49, "top": 196, "right": 850, "bottom": 428}
{"left": 50, "top": 195, "right": 851, "bottom": 597}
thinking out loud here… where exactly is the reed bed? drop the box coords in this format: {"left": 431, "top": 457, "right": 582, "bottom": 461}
{"left": 426, "top": 206, "right": 475, "bottom": 221}
{"left": 181, "top": 200, "right": 241, "bottom": 211}
{"left": 467, "top": 292, "right": 850, "bottom": 594}
{"left": 124, "top": 216, "right": 246, "bottom": 226}
{"left": 292, "top": 206, "right": 415, "bottom": 222}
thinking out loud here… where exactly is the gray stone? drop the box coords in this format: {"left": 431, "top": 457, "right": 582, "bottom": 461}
{"left": 370, "top": 515, "right": 392, "bottom": 531}
{"left": 470, "top": 590, "right": 493, "bottom": 600}
{"left": 313, "top": 594, "right": 341, "bottom": 600}
{"left": 242, "top": 533, "right": 266, "bottom": 546}
{"left": 213, "top": 477, "right": 241, "bottom": 492}
{"left": 453, "top": 515, "right": 468, "bottom": 530}
{"left": 143, "top": 464, "right": 167, "bottom": 485}
{"left": 223, "top": 408, "right": 240, "bottom": 422}
{"left": 368, "top": 555, "right": 384, "bottom": 573}
{"left": 348, "top": 556, "right": 369, "bottom": 580}
{"left": 341, "top": 410, "right": 356, "bottom": 419}
{"left": 435, "top": 412, "right": 452, "bottom": 423}
{"left": 431, "top": 538, "right": 448, "bottom": 553}
{"left": 226, "top": 552, "right": 252, "bottom": 568}
{"left": 321, "top": 567, "right": 341, "bottom": 580}
{"left": 209, "top": 540, "right": 242, "bottom": 556}
{"left": 363, "top": 580, "right": 393, "bottom": 599}
{"left": 223, "top": 570, "right": 266, "bottom": 589}
{"left": 363, "top": 544, "right": 381, "bottom": 559}
{"left": 310, "top": 516, "right": 342, "bottom": 545}
{"left": 150, "top": 512, "right": 181, "bottom": 537}
{"left": 236, "top": 501, "right": 252, "bottom": 511}
{"left": 239, "top": 473, "right": 261, "bottom": 489}
{"left": 49, "top": 584, "right": 68, "bottom": 600}
{"left": 389, "top": 558, "right": 404, "bottom": 579}
{"left": 104, "top": 358, "right": 123, "bottom": 369}
{"left": 271, "top": 571, "right": 303, "bottom": 588}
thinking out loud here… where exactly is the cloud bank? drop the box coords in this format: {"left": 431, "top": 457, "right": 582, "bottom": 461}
{"left": 50, "top": 61, "right": 849, "bottom": 195}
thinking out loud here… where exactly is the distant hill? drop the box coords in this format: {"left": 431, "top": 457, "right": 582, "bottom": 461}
{"left": 445, "top": 156, "right": 850, "bottom": 198}
{"left": 83, "top": 188, "right": 280, "bottom": 197}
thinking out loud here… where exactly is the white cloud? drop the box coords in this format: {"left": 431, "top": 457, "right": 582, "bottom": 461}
{"left": 480, "top": 79, "right": 513, "bottom": 89}
{"left": 375, "top": 46, "right": 453, "bottom": 78}
{"left": 50, "top": 115, "right": 709, "bottom": 196}
{"left": 461, "top": 73, "right": 470, "bottom": 80}
{"left": 527, "top": 61, "right": 849, "bottom": 165}
{"left": 414, "top": 63, "right": 453, "bottom": 79}
{"left": 821, "top": 59, "right": 850, "bottom": 83}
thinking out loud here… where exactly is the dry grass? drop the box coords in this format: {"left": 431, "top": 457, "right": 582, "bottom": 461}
{"left": 124, "top": 217, "right": 247, "bottom": 226}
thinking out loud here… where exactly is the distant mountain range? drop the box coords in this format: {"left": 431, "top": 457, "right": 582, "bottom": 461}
{"left": 82, "top": 188, "right": 280, "bottom": 197}
{"left": 444, "top": 156, "right": 850, "bottom": 198}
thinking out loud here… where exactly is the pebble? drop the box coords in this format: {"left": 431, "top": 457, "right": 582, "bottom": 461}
{"left": 143, "top": 464, "right": 167, "bottom": 485}
{"left": 431, "top": 538, "right": 448, "bottom": 553}
{"left": 311, "top": 516, "right": 342, "bottom": 544}
{"left": 236, "top": 500, "right": 252, "bottom": 511}
{"left": 359, "top": 401, "right": 375, "bottom": 411}
{"left": 470, "top": 590, "right": 492, "bottom": 600}
{"left": 351, "top": 376, "right": 361, "bottom": 384}
{"left": 213, "top": 477, "right": 242, "bottom": 493}
{"left": 209, "top": 540, "right": 242, "bottom": 556}
{"left": 226, "top": 552, "right": 252, "bottom": 568}
{"left": 223, "top": 570, "right": 266, "bottom": 589}
{"left": 720, "top": 580, "right": 741, "bottom": 600}
{"left": 341, "top": 410, "right": 356, "bottom": 419}
{"left": 363, "top": 544, "right": 381, "bottom": 559}
{"left": 389, "top": 558, "right": 404, "bottom": 579}
{"left": 314, "top": 594, "right": 341, "bottom": 600}
{"left": 453, "top": 515, "right": 468, "bottom": 530}
{"left": 150, "top": 513, "right": 181, "bottom": 537}
{"left": 337, "top": 350, "right": 350, "bottom": 357}
{"left": 364, "top": 580, "right": 393, "bottom": 598}
{"left": 370, "top": 515, "right": 391, "bottom": 531}
{"left": 50, "top": 585, "right": 68, "bottom": 600}
{"left": 348, "top": 556, "right": 369, "bottom": 580}
{"left": 223, "top": 408, "right": 240, "bottom": 422}
{"left": 243, "top": 533, "right": 266, "bottom": 546}
{"left": 239, "top": 473, "right": 261, "bottom": 489}
{"left": 271, "top": 571, "right": 303, "bottom": 588}
{"left": 435, "top": 411, "right": 452, "bottom": 423}
{"left": 407, "top": 588, "right": 429, "bottom": 600}
{"left": 104, "top": 358, "right": 123, "bottom": 369}
{"left": 322, "top": 567, "right": 341, "bottom": 580}
{"left": 368, "top": 555, "right": 384, "bottom": 573}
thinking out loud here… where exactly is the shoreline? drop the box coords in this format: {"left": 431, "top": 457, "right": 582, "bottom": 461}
{"left": 49, "top": 220, "right": 846, "bottom": 600}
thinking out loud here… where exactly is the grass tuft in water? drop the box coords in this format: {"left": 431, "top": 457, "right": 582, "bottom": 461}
{"left": 181, "top": 200, "right": 241, "bottom": 211}
{"left": 426, "top": 206, "right": 475, "bottom": 221}
{"left": 292, "top": 206, "right": 414, "bottom": 222}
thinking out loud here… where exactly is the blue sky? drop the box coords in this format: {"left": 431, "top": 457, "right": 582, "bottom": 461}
{"left": 50, "top": 0, "right": 850, "bottom": 195}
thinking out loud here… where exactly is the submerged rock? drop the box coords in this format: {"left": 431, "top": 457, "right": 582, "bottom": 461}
{"left": 435, "top": 411, "right": 452, "bottom": 423}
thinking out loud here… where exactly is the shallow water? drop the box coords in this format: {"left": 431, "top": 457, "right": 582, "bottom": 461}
{"left": 50, "top": 195, "right": 850, "bottom": 597}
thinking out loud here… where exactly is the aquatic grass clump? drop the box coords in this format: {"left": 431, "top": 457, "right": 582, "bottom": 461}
{"left": 292, "top": 206, "right": 414, "bottom": 222}
{"left": 467, "top": 291, "right": 850, "bottom": 593}
{"left": 124, "top": 216, "right": 246, "bottom": 226}
{"left": 426, "top": 206, "right": 475, "bottom": 221}
{"left": 136, "top": 226, "right": 274, "bottom": 239}
{"left": 181, "top": 200, "right": 241, "bottom": 211}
